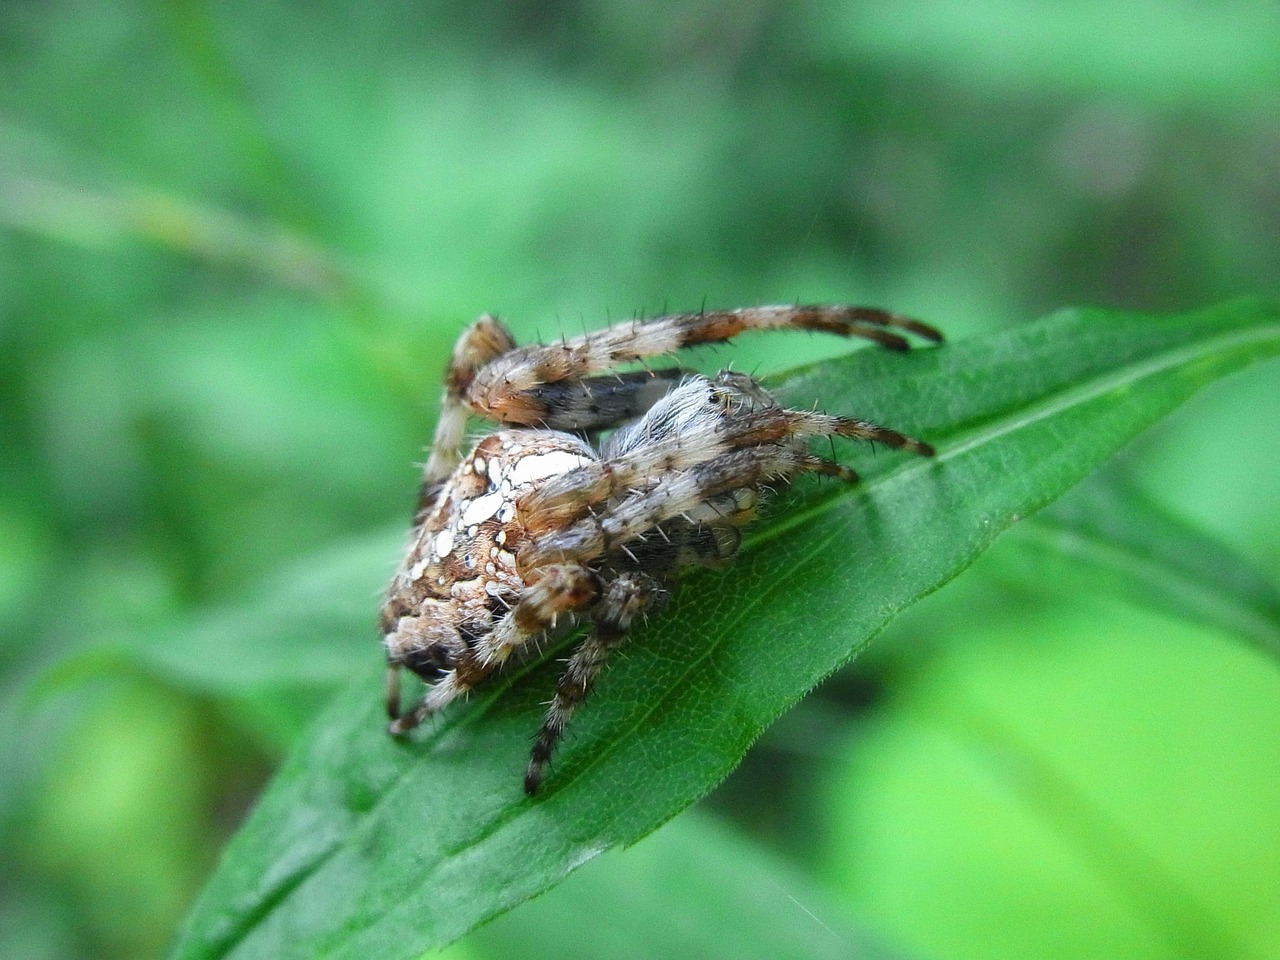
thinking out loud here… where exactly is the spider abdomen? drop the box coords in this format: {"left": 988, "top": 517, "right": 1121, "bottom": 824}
{"left": 382, "top": 430, "right": 600, "bottom": 683}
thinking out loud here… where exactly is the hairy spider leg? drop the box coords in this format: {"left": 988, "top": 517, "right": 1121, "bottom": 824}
{"left": 524, "top": 572, "right": 665, "bottom": 795}
{"left": 419, "top": 307, "right": 938, "bottom": 516}
{"left": 518, "top": 375, "right": 932, "bottom": 534}
{"left": 387, "top": 561, "right": 603, "bottom": 734}
{"left": 417, "top": 315, "right": 517, "bottom": 520}
{"left": 472, "top": 562, "right": 601, "bottom": 667}
{"left": 518, "top": 368, "right": 693, "bottom": 432}
{"left": 464, "top": 304, "right": 942, "bottom": 426}
{"left": 523, "top": 444, "right": 883, "bottom": 569}
{"left": 419, "top": 320, "right": 690, "bottom": 515}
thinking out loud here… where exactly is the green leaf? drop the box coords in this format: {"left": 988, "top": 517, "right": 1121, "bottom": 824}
{"left": 467, "top": 810, "right": 912, "bottom": 960}
{"left": 1005, "top": 470, "right": 1280, "bottom": 657}
{"left": 819, "top": 596, "right": 1280, "bottom": 960}
{"left": 172, "top": 299, "right": 1280, "bottom": 960}
{"left": 133, "top": 531, "right": 398, "bottom": 691}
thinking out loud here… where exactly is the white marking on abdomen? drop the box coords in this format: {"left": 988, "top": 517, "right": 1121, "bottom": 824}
{"left": 433, "top": 528, "right": 455, "bottom": 557}
{"left": 509, "top": 450, "right": 593, "bottom": 486}
{"left": 461, "top": 491, "right": 505, "bottom": 526}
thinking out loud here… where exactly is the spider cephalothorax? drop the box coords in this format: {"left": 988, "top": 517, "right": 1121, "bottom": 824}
{"left": 380, "top": 305, "right": 942, "bottom": 794}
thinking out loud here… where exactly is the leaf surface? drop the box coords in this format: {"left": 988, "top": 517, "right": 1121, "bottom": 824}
{"left": 1009, "top": 471, "right": 1280, "bottom": 655}
{"left": 172, "top": 299, "right": 1280, "bottom": 960}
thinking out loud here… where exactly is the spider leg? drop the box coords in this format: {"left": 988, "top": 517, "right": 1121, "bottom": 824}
{"left": 525, "top": 445, "right": 873, "bottom": 567}
{"left": 526, "top": 368, "right": 693, "bottom": 431}
{"left": 385, "top": 661, "right": 403, "bottom": 721}
{"left": 388, "top": 666, "right": 485, "bottom": 735}
{"left": 388, "top": 562, "right": 601, "bottom": 735}
{"left": 416, "top": 315, "right": 518, "bottom": 521}
{"left": 466, "top": 305, "right": 941, "bottom": 426}
{"left": 519, "top": 376, "right": 927, "bottom": 534}
{"left": 730, "top": 406, "right": 934, "bottom": 456}
{"left": 616, "top": 496, "right": 754, "bottom": 572}
{"left": 525, "top": 572, "right": 665, "bottom": 795}
{"left": 475, "top": 562, "right": 601, "bottom": 666}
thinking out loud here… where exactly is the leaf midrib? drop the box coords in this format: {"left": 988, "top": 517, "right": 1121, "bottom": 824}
{"left": 1014, "top": 519, "right": 1280, "bottom": 649}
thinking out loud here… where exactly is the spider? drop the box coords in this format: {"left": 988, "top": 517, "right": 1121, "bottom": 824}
{"left": 380, "top": 304, "right": 942, "bottom": 794}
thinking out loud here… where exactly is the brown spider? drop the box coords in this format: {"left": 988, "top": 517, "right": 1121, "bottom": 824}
{"left": 380, "top": 305, "right": 942, "bottom": 794}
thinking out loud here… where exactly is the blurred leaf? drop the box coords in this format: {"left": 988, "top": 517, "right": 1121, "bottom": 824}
{"left": 468, "top": 810, "right": 910, "bottom": 960}
{"left": 1007, "top": 471, "right": 1280, "bottom": 656}
{"left": 0, "top": 137, "right": 352, "bottom": 300}
{"left": 169, "top": 298, "right": 1280, "bottom": 960}
{"left": 813, "top": 0, "right": 1280, "bottom": 107}
{"left": 20, "top": 530, "right": 395, "bottom": 753}
{"left": 821, "top": 597, "right": 1280, "bottom": 960}
{"left": 0, "top": 883, "right": 83, "bottom": 960}
{"left": 131, "top": 530, "right": 397, "bottom": 691}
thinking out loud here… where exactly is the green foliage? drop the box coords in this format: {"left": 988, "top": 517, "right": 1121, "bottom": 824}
{"left": 822, "top": 591, "right": 1280, "bottom": 960}
{"left": 168, "top": 300, "right": 1280, "bottom": 960}
{"left": 2, "top": 1, "right": 1279, "bottom": 959}
{"left": 1007, "top": 471, "right": 1280, "bottom": 656}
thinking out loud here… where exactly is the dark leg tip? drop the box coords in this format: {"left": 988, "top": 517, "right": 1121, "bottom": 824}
{"left": 524, "top": 767, "right": 543, "bottom": 795}
{"left": 903, "top": 319, "right": 945, "bottom": 343}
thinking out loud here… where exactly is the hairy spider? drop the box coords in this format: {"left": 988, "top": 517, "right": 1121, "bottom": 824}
{"left": 380, "top": 304, "right": 942, "bottom": 794}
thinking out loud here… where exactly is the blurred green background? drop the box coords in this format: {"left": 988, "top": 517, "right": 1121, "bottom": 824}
{"left": 2, "top": 1, "right": 1278, "bottom": 958}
